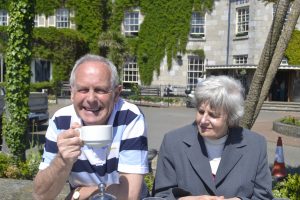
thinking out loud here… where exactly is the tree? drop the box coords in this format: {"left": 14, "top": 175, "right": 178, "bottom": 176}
{"left": 2, "top": 0, "right": 35, "bottom": 160}
{"left": 253, "top": 0, "right": 300, "bottom": 122}
{"left": 240, "top": 0, "right": 300, "bottom": 128}
{"left": 98, "top": 31, "right": 129, "bottom": 77}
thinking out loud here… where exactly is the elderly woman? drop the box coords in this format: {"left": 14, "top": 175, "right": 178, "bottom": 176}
{"left": 153, "top": 75, "right": 273, "bottom": 200}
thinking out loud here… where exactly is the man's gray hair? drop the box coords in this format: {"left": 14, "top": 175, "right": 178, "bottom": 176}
{"left": 194, "top": 75, "right": 245, "bottom": 127}
{"left": 69, "top": 54, "right": 119, "bottom": 88}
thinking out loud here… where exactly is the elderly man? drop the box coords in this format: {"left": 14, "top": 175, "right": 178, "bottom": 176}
{"left": 33, "top": 54, "right": 149, "bottom": 200}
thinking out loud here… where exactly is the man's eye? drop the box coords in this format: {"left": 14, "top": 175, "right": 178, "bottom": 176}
{"left": 95, "top": 89, "right": 108, "bottom": 94}
{"left": 78, "top": 89, "right": 88, "bottom": 93}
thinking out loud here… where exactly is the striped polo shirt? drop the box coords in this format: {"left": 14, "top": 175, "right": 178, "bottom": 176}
{"left": 39, "top": 98, "right": 149, "bottom": 188}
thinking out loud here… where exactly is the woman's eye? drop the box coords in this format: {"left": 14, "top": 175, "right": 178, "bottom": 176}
{"left": 209, "top": 113, "right": 220, "bottom": 118}
{"left": 198, "top": 110, "right": 205, "bottom": 115}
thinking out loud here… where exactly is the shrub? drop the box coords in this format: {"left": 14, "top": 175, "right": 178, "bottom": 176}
{"left": 280, "top": 116, "right": 300, "bottom": 127}
{"left": 0, "top": 153, "right": 14, "bottom": 177}
{"left": 273, "top": 173, "right": 300, "bottom": 200}
{"left": 144, "top": 172, "right": 155, "bottom": 194}
{"left": 30, "top": 81, "right": 54, "bottom": 93}
{"left": 0, "top": 149, "right": 41, "bottom": 180}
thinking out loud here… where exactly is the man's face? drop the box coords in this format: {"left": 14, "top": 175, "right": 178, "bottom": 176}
{"left": 71, "top": 61, "right": 121, "bottom": 125}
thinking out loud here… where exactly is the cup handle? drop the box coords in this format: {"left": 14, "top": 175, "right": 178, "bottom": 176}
{"left": 75, "top": 128, "right": 82, "bottom": 139}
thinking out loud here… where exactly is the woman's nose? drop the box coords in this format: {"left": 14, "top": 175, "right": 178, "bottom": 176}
{"left": 201, "top": 113, "right": 209, "bottom": 123}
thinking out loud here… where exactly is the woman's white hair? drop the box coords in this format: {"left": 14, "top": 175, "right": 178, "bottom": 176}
{"left": 69, "top": 54, "right": 119, "bottom": 88}
{"left": 194, "top": 75, "right": 245, "bottom": 127}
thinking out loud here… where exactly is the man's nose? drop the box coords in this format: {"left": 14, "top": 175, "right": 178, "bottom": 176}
{"left": 87, "top": 90, "right": 96, "bottom": 101}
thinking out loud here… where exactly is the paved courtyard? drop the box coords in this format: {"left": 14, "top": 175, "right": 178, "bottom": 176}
{"left": 1, "top": 99, "right": 300, "bottom": 199}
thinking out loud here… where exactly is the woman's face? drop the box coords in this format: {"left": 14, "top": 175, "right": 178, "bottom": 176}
{"left": 195, "top": 102, "right": 228, "bottom": 140}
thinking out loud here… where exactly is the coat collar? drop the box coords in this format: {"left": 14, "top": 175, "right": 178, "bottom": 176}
{"left": 183, "top": 123, "right": 246, "bottom": 194}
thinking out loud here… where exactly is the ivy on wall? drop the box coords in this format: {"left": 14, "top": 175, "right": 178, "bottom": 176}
{"left": 286, "top": 30, "right": 300, "bottom": 65}
{"left": 0, "top": 0, "right": 9, "bottom": 10}
{"left": 110, "top": 0, "right": 213, "bottom": 85}
{"left": 1, "top": 0, "right": 300, "bottom": 87}
{"left": 33, "top": 27, "right": 88, "bottom": 86}
{"left": 35, "top": 0, "right": 61, "bottom": 17}
{"left": 66, "top": 0, "right": 110, "bottom": 53}
{"left": 0, "top": 27, "right": 89, "bottom": 93}
{"left": 3, "top": 0, "right": 35, "bottom": 160}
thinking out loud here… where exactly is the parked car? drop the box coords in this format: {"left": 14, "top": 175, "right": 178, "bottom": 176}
{"left": 185, "top": 90, "right": 195, "bottom": 108}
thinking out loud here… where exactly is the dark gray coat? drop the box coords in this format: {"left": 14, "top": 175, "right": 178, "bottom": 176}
{"left": 153, "top": 122, "right": 273, "bottom": 200}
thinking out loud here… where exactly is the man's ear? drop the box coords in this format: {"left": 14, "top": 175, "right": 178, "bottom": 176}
{"left": 113, "top": 85, "right": 123, "bottom": 103}
{"left": 70, "top": 88, "right": 74, "bottom": 102}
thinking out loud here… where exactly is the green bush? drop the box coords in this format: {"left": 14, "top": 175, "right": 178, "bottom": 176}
{"left": 0, "top": 149, "right": 41, "bottom": 180}
{"left": 30, "top": 81, "right": 54, "bottom": 93}
{"left": 280, "top": 116, "right": 300, "bottom": 127}
{"left": 144, "top": 172, "right": 155, "bottom": 194}
{"left": 0, "top": 153, "right": 15, "bottom": 177}
{"left": 273, "top": 174, "right": 300, "bottom": 200}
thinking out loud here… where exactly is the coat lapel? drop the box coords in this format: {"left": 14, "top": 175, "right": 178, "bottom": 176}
{"left": 184, "top": 123, "right": 217, "bottom": 194}
{"left": 215, "top": 127, "right": 246, "bottom": 186}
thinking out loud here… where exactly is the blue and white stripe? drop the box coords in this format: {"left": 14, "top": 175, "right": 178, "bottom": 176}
{"left": 39, "top": 98, "right": 148, "bottom": 188}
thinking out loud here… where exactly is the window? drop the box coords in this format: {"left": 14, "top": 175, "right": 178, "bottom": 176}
{"left": 124, "top": 11, "right": 139, "bottom": 36}
{"left": 236, "top": 0, "right": 249, "bottom": 5}
{"left": 234, "top": 55, "right": 248, "bottom": 64}
{"left": 187, "top": 56, "right": 204, "bottom": 90}
{"left": 236, "top": 7, "right": 249, "bottom": 36}
{"left": 32, "top": 59, "right": 51, "bottom": 82}
{"left": 56, "top": 8, "right": 69, "bottom": 28}
{"left": 0, "top": 56, "right": 6, "bottom": 82}
{"left": 34, "top": 15, "right": 38, "bottom": 27}
{"left": 0, "top": 10, "right": 8, "bottom": 26}
{"left": 123, "top": 57, "right": 139, "bottom": 83}
{"left": 280, "top": 57, "right": 288, "bottom": 66}
{"left": 34, "top": 15, "right": 46, "bottom": 27}
{"left": 273, "top": 4, "right": 291, "bottom": 22}
{"left": 190, "top": 12, "right": 205, "bottom": 38}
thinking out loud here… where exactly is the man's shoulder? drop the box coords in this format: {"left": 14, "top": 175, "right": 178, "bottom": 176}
{"left": 52, "top": 104, "right": 76, "bottom": 118}
{"left": 117, "top": 98, "right": 142, "bottom": 114}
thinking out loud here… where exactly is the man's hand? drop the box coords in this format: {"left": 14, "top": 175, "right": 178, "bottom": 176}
{"left": 179, "top": 196, "right": 241, "bottom": 200}
{"left": 179, "top": 195, "right": 225, "bottom": 200}
{"left": 57, "top": 122, "right": 83, "bottom": 166}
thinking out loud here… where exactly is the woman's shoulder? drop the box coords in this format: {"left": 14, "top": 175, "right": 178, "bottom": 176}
{"left": 163, "top": 123, "right": 197, "bottom": 143}
{"left": 238, "top": 127, "right": 267, "bottom": 145}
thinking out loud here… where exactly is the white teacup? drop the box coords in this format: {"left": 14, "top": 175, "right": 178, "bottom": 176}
{"left": 77, "top": 125, "right": 113, "bottom": 148}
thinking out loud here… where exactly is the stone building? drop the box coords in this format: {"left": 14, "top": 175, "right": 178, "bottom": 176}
{"left": 1, "top": 0, "right": 300, "bottom": 101}
{"left": 149, "top": 0, "right": 300, "bottom": 101}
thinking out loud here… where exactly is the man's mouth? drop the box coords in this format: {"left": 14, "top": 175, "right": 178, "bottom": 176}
{"left": 84, "top": 107, "right": 101, "bottom": 113}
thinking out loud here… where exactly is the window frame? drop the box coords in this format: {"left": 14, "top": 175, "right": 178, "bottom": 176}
{"left": 123, "top": 10, "right": 140, "bottom": 36}
{"left": 0, "top": 9, "right": 8, "bottom": 26}
{"left": 56, "top": 8, "right": 70, "bottom": 28}
{"left": 31, "top": 59, "right": 52, "bottom": 83}
{"left": 233, "top": 55, "right": 248, "bottom": 65}
{"left": 123, "top": 57, "right": 139, "bottom": 83}
{"left": 236, "top": 6, "right": 249, "bottom": 36}
{"left": 187, "top": 56, "right": 204, "bottom": 90}
{"left": 190, "top": 12, "right": 205, "bottom": 39}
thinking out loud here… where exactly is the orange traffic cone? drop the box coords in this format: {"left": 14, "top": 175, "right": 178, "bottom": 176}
{"left": 272, "top": 137, "right": 287, "bottom": 180}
